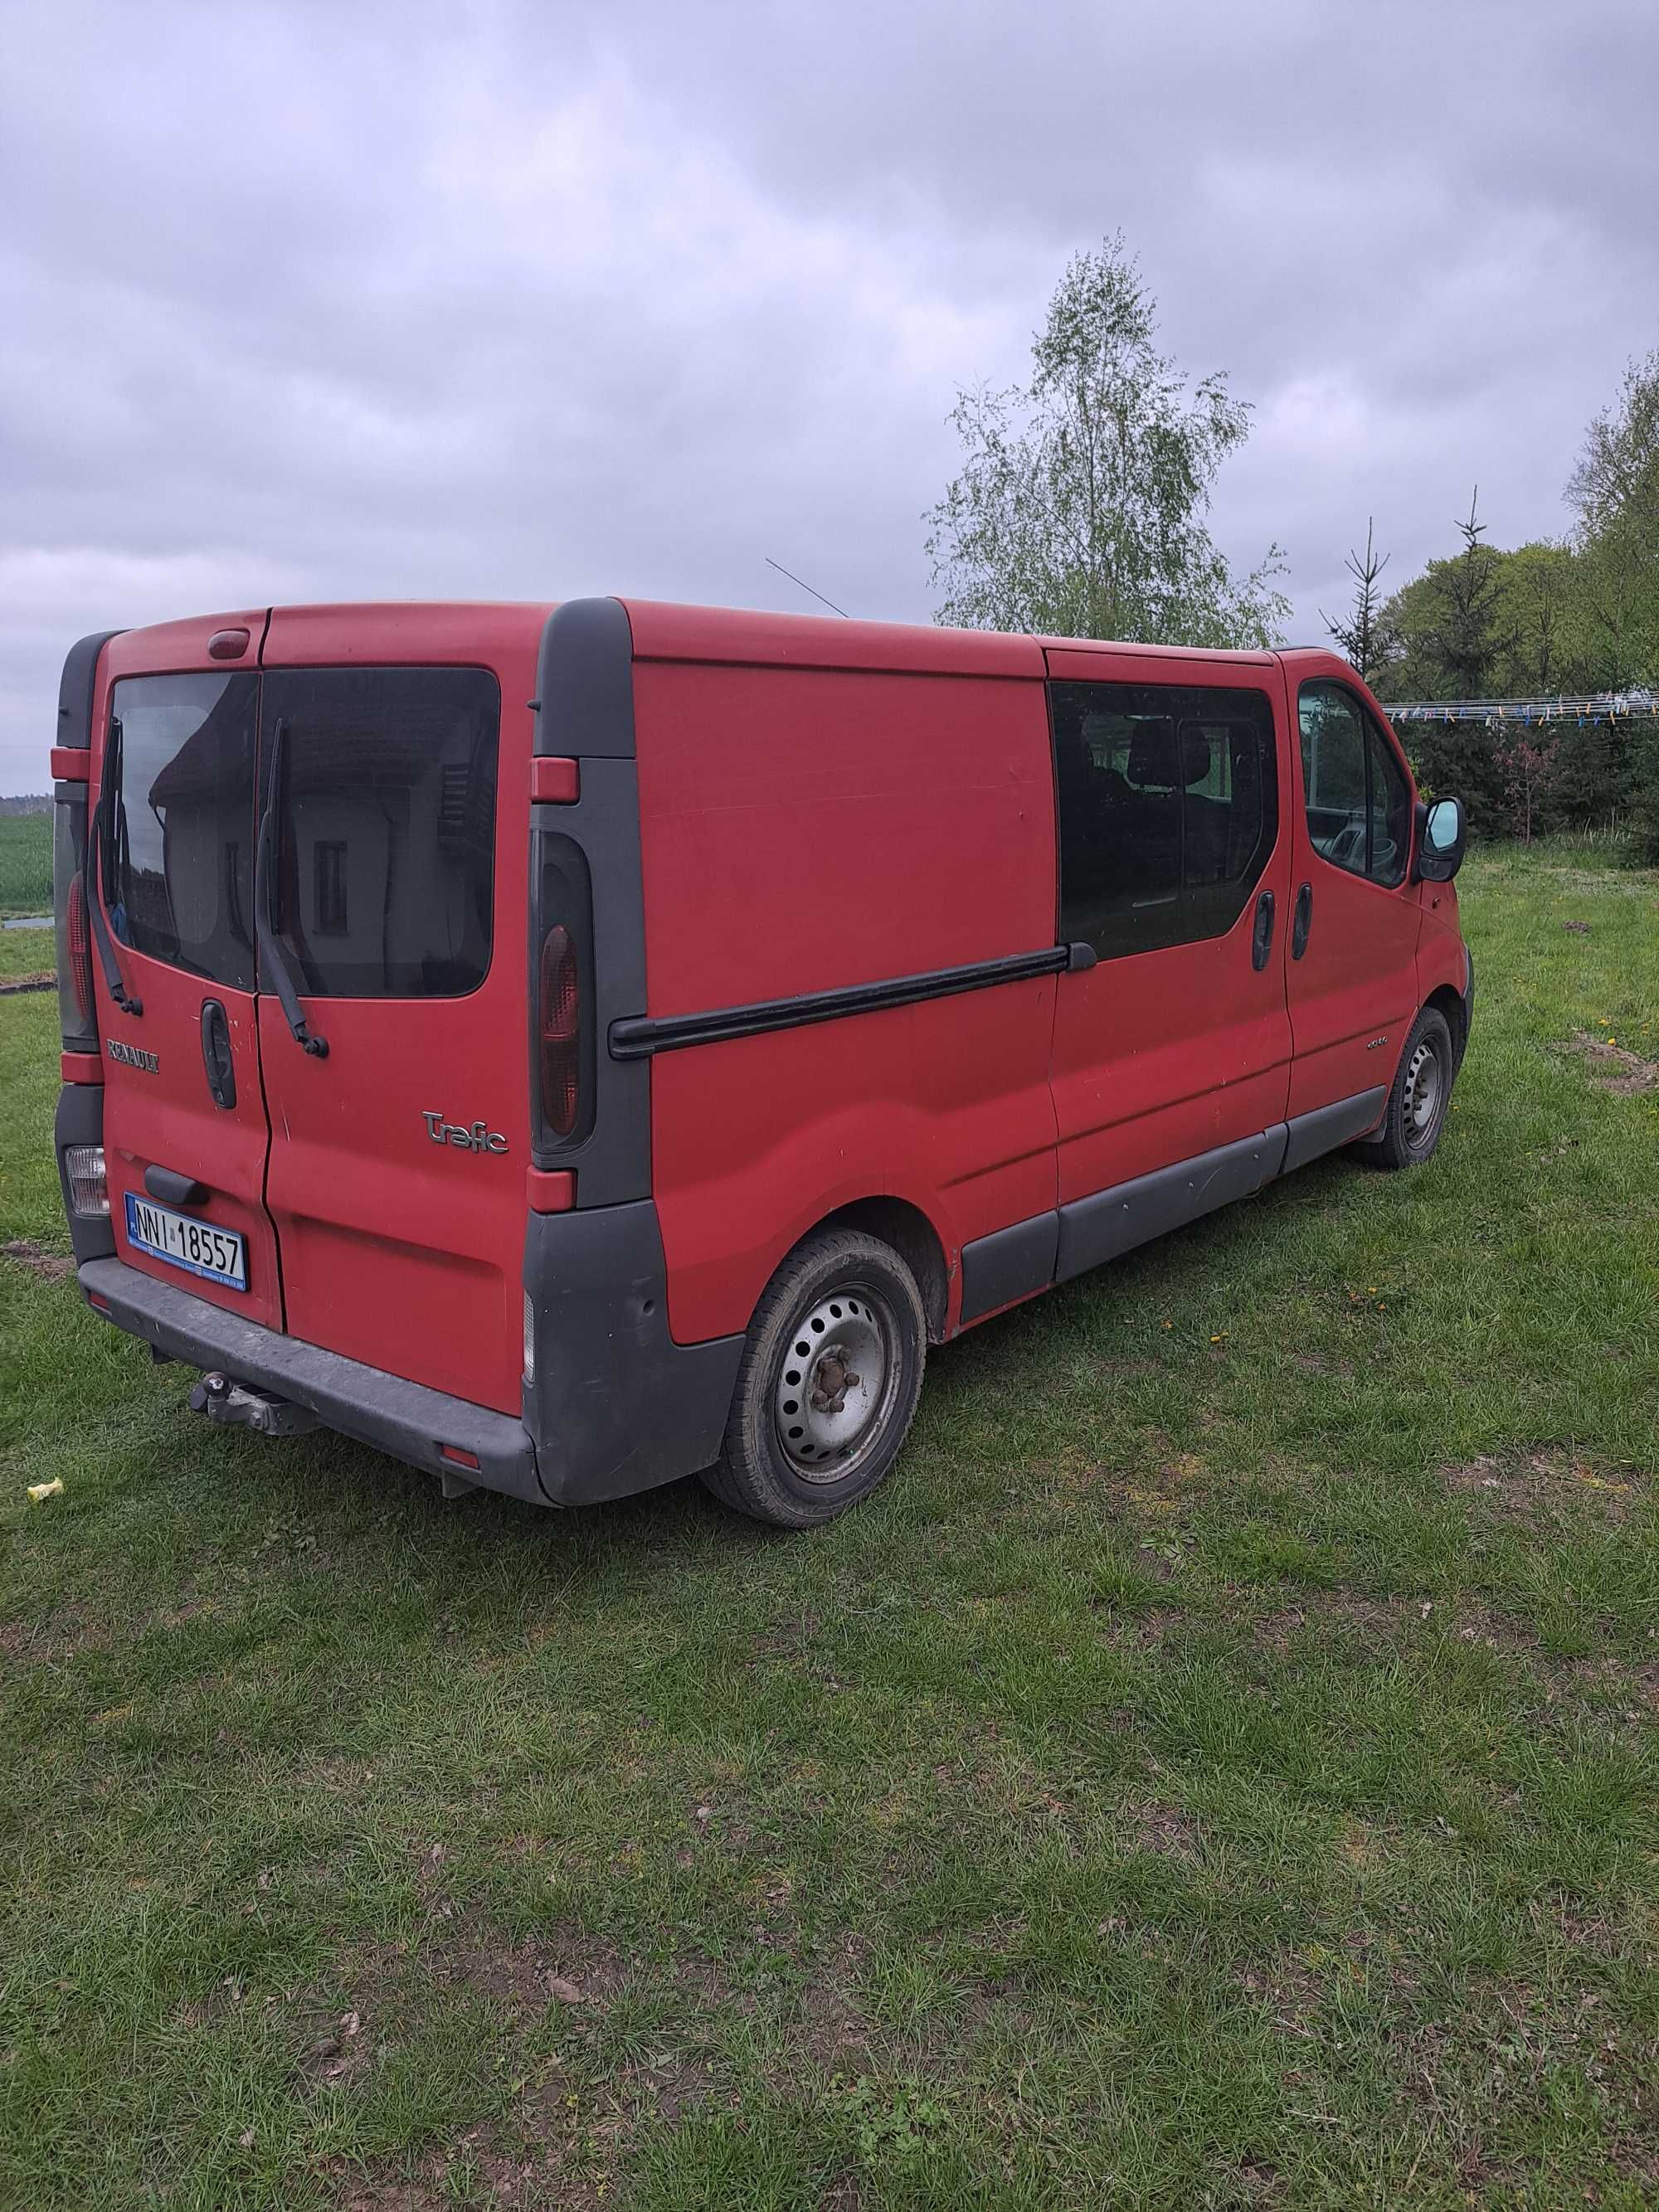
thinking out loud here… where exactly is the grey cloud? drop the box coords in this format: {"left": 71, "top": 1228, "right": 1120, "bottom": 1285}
{"left": 3, "top": 0, "right": 1656, "bottom": 785}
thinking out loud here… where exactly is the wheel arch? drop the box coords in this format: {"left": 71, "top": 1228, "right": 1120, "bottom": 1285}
{"left": 1424, "top": 982, "right": 1467, "bottom": 1067}
{"left": 809, "top": 1197, "right": 951, "bottom": 1344}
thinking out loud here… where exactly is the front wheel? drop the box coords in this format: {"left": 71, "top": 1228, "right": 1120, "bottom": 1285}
{"left": 700, "top": 1229, "right": 927, "bottom": 1528}
{"left": 1354, "top": 1005, "right": 1455, "bottom": 1171}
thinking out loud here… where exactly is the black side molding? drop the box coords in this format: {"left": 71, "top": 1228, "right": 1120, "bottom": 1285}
{"left": 955, "top": 1087, "right": 1396, "bottom": 1327}
{"left": 611, "top": 946, "right": 1077, "bottom": 1061}
{"left": 958, "top": 1208, "right": 1058, "bottom": 1325}
{"left": 1055, "top": 1125, "right": 1288, "bottom": 1282}
{"left": 1280, "top": 1087, "right": 1386, "bottom": 1174}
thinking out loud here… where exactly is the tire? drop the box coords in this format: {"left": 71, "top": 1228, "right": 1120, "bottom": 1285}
{"left": 1353, "top": 1005, "right": 1455, "bottom": 1171}
{"left": 700, "top": 1229, "right": 927, "bottom": 1529}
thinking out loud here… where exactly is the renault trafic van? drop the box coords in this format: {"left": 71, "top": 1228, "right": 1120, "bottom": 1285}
{"left": 51, "top": 600, "right": 1472, "bottom": 1526}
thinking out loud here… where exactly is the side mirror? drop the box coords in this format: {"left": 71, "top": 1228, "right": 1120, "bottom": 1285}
{"left": 1414, "top": 795, "right": 1466, "bottom": 883}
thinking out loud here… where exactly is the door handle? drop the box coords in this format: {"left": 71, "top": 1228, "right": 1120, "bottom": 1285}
{"left": 1251, "top": 887, "right": 1276, "bottom": 972}
{"left": 201, "top": 999, "right": 237, "bottom": 1110}
{"left": 1292, "top": 882, "right": 1313, "bottom": 960}
{"left": 144, "top": 1164, "right": 210, "bottom": 1208}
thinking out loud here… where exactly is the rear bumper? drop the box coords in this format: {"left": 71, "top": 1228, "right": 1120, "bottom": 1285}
{"left": 79, "top": 1256, "right": 547, "bottom": 1508}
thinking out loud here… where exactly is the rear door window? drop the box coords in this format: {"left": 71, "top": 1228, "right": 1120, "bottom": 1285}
{"left": 108, "top": 673, "right": 258, "bottom": 990}
{"left": 1050, "top": 680, "right": 1277, "bottom": 959}
{"left": 260, "top": 668, "right": 500, "bottom": 999}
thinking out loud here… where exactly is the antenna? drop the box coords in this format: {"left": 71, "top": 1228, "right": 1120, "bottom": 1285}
{"left": 765, "top": 557, "right": 849, "bottom": 620}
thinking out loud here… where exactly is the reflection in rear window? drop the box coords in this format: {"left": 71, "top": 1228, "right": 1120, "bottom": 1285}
{"left": 109, "top": 672, "right": 258, "bottom": 991}
{"left": 264, "top": 668, "right": 499, "bottom": 999}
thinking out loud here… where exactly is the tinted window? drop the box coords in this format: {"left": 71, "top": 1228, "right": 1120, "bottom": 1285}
{"left": 1298, "top": 680, "right": 1411, "bottom": 886}
{"left": 1051, "top": 680, "right": 1277, "bottom": 960}
{"left": 108, "top": 673, "right": 258, "bottom": 990}
{"left": 262, "top": 668, "right": 499, "bottom": 999}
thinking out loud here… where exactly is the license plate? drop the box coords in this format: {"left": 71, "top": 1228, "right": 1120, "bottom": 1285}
{"left": 124, "top": 1192, "right": 247, "bottom": 1291}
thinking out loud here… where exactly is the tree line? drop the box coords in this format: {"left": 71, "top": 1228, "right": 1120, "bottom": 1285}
{"left": 927, "top": 238, "right": 1659, "bottom": 855}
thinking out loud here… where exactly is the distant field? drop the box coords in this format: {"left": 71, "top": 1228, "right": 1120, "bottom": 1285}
{"left": 0, "top": 810, "right": 52, "bottom": 916}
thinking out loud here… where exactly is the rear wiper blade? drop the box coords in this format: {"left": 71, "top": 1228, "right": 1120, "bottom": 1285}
{"left": 256, "top": 717, "right": 328, "bottom": 1058}
{"left": 85, "top": 717, "right": 142, "bottom": 1017}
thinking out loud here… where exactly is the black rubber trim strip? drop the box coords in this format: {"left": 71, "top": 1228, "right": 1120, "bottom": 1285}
{"left": 1281, "top": 1085, "right": 1386, "bottom": 1173}
{"left": 78, "top": 1257, "right": 546, "bottom": 1508}
{"left": 610, "top": 946, "right": 1072, "bottom": 1061}
{"left": 959, "top": 1087, "right": 1393, "bottom": 1320}
{"left": 958, "top": 1208, "right": 1058, "bottom": 1325}
{"left": 1055, "top": 1124, "right": 1289, "bottom": 1283}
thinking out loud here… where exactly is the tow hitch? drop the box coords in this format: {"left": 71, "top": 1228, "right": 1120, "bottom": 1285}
{"left": 188, "top": 1371, "right": 319, "bottom": 1439}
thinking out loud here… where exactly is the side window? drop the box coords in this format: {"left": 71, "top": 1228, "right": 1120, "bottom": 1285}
{"left": 1298, "top": 679, "right": 1411, "bottom": 887}
{"left": 1051, "top": 680, "right": 1278, "bottom": 960}
{"left": 262, "top": 667, "right": 499, "bottom": 999}
{"left": 1365, "top": 720, "right": 1412, "bottom": 887}
{"left": 108, "top": 673, "right": 259, "bottom": 991}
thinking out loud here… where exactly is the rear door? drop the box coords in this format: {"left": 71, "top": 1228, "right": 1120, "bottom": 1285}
{"left": 95, "top": 617, "right": 285, "bottom": 1332}
{"left": 254, "top": 608, "right": 538, "bottom": 1414}
{"left": 1044, "top": 649, "right": 1295, "bottom": 1208}
{"left": 1281, "top": 658, "right": 1423, "bottom": 1121}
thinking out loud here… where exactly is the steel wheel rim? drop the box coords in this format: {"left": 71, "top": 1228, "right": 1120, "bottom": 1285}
{"left": 1403, "top": 1038, "right": 1443, "bottom": 1145}
{"left": 773, "top": 1282, "right": 901, "bottom": 1484}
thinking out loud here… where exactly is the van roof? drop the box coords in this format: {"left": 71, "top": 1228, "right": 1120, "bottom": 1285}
{"left": 108, "top": 599, "right": 1290, "bottom": 680}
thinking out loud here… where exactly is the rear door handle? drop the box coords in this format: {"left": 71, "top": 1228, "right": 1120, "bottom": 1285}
{"left": 1292, "top": 882, "right": 1313, "bottom": 960}
{"left": 201, "top": 998, "right": 237, "bottom": 1110}
{"left": 144, "top": 1164, "right": 210, "bottom": 1208}
{"left": 1251, "top": 887, "right": 1276, "bottom": 972}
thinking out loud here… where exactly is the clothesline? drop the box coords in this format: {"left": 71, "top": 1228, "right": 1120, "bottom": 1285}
{"left": 1384, "top": 693, "right": 1659, "bottom": 727}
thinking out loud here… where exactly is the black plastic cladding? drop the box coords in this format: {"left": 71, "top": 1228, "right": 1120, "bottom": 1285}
{"left": 528, "top": 600, "right": 650, "bottom": 1206}
{"left": 523, "top": 1202, "right": 743, "bottom": 1505}
{"left": 56, "top": 1083, "right": 114, "bottom": 1266}
{"left": 533, "top": 597, "right": 635, "bottom": 761}
{"left": 57, "top": 631, "right": 124, "bottom": 751}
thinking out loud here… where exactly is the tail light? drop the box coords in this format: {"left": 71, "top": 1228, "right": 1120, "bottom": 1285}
{"left": 65, "top": 1144, "right": 109, "bottom": 1217}
{"left": 538, "top": 923, "right": 581, "bottom": 1139}
{"left": 53, "top": 790, "right": 96, "bottom": 1049}
{"left": 66, "top": 873, "right": 94, "bottom": 1028}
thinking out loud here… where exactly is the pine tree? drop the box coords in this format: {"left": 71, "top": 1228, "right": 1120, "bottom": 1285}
{"left": 1431, "top": 489, "right": 1502, "bottom": 697}
{"left": 1321, "top": 518, "right": 1390, "bottom": 680}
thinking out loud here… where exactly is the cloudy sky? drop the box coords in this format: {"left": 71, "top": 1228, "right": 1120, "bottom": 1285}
{"left": 4, "top": 0, "right": 1657, "bottom": 788}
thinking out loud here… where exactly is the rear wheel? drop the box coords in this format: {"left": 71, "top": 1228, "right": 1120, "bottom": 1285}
{"left": 1354, "top": 1005, "right": 1455, "bottom": 1170}
{"left": 701, "top": 1229, "right": 927, "bottom": 1528}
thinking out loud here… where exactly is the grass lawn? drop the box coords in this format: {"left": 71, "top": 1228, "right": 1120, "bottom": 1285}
{"left": 1, "top": 841, "right": 1655, "bottom": 2210}
{"left": 0, "top": 811, "right": 52, "bottom": 917}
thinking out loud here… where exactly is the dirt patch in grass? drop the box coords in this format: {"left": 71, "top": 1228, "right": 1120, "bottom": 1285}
{"left": 1558, "top": 1028, "right": 1659, "bottom": 1095}
{"left": 1443, "top": 1448, "right": 1646, "bottom": 1527}
{"left": 331, "top": 2137, "right": 614, "bottom": 2212}
{"left": 796, "top": 1930, "right": 875, "bottom": 2070}
{"left": 1120, "top": 1800, "right": 1204, "bottom": 1863}
{"left": 1233, "top": 1947, "right": 1325, "bottom": 2032}
{"left": 448, "top": 1930, "right": 627, "bottom": 2011}
{"left": 2, "top": 1237, "right": 73, "bottom": 1283}
{"left": 1250, "top": 1592, "right": 1411, "bottom": 1655}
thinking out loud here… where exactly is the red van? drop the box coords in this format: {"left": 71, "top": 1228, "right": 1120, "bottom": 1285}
{"left": 50, "top": 602, "right": 1472, "bottom": 1527}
